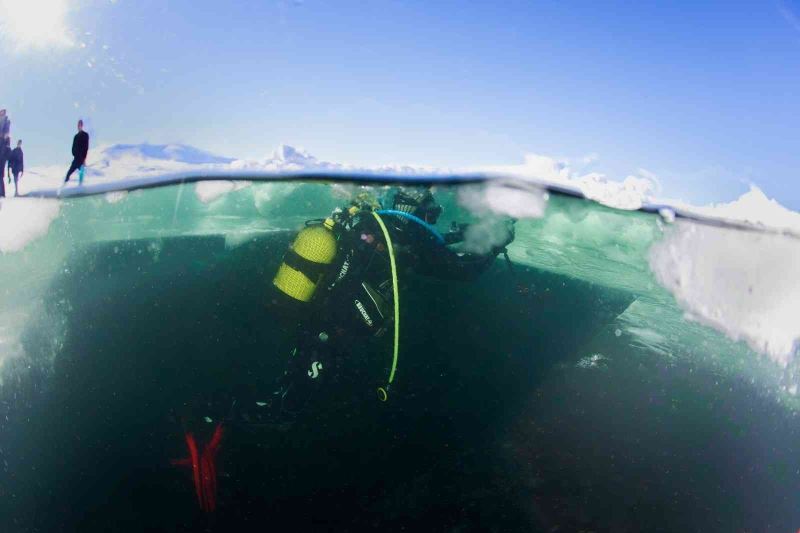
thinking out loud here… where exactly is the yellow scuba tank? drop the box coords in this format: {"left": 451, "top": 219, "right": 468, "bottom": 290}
{"left": 273, "top": 218, "right": 338, "bottom": 303}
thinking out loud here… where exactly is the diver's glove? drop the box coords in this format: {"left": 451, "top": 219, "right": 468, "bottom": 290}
{"left": 444, "top": 222, "right": 470, "bottom": 245}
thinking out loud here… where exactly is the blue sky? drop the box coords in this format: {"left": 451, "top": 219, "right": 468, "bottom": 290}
{"left": 0, "top": 0, "right": 799, "bottom": 208}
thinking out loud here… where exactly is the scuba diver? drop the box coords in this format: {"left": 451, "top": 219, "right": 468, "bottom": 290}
{"left": 167, "top": 187, "right": 512, "bottom": 512}
{"left": 260, "top": 186, "right": 516, "bottom": 422}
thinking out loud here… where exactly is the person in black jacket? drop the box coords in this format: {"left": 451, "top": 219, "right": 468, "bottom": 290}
{"left": 7, "top": 140, "right": 23, "bottom": 196}
{"left": 0, "top": 136, "right": 9, "bottom": 198}
{"left": 64, "top": 119, "right": 89, "bottom": 183}
{"left": 0, "top": 109, "right": 9, "bottom": 197}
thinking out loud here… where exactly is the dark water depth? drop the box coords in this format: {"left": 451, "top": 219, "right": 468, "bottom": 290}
{"left": 1, "top": 232, "right": 798, "bottom": 532}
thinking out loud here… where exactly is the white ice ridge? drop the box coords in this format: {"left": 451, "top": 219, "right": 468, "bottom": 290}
{"left": 475, "top": 153, "right": 659, "bottom": 210}
{"left": 650, "top": 219, "right": 800, "bottom": 366}
{"left": 0, "top": 198, "right": 60, "bottom": 253}
{"left": 665, "top": 186, "right": 800, "bottom": 235}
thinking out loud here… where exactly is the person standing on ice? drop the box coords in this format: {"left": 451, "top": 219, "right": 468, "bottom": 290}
{"left": 0, "top": 110, "right": 9, "bottom": 197}
{"left": 0, "top": 136, "right": 9, "bottom": 198}
{"left": 0, "top": 109, "right": 10, "bottom": 141}
{"left": 64, "top": 119, "right": 89, "bottom": 184}
{"left": 7, "top": 140, "right": 23, "bottom": 196}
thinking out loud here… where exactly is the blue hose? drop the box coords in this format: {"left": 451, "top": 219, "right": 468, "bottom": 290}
{"left": 375, "top": 209, "right": 445, "bottom": 245}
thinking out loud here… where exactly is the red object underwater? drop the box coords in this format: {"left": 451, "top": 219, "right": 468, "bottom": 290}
{"left": 172, "top": 423, "right": 224, "bottom": 512}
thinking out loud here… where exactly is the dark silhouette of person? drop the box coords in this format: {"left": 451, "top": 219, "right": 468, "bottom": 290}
{"left": 0, "top": 136, "right": 9, "bottom": 198}
{"left": 0, "top": 109, "right": 10, "bottom": 142}
{"left": 64, "top": 119, "right": 89, "bottom": 183}
{"left": 8, "top": 140, "right": 23, "bottom": 196}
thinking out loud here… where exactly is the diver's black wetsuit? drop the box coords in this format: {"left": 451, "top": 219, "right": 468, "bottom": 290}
{"left": 273, "top": 210, "right": 505, "bottom": 417}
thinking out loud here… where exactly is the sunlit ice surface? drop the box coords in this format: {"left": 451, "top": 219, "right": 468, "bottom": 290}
{"left": 0, "top": 0, "right": 73, "bottom": 52}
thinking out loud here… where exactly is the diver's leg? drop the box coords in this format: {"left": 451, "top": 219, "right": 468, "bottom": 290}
{"left": 276, "top": 334, "right": 330, "bottom": 416}
{"left": 248, "top": 321, "right": 337, "bottom": 427}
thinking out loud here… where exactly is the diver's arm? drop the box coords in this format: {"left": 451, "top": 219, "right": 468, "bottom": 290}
{"left": 418, "top": 220, "right": 515, "bottom": 281}
{"left": 418, "top": 248, "right": 498, "bottom": 281}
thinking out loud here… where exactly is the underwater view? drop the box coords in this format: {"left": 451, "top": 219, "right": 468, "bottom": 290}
{"left": 0, "top": 177, "right": 798, "bottom": 532}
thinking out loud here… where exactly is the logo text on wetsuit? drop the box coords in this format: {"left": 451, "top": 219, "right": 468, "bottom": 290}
{"left": 308, "top": 361, "right": 323, "bottom": 379}
{"left": 354, "top": 299, "right": 373, "bottom": 326}
{"left": 336, "top": 257, "right": 350, "bottom": 282}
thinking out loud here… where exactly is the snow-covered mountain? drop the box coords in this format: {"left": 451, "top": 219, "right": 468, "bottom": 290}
{"left": 18, "top": 142, "right": 437, "bottom": 196}
{"left": 97, "top": 143, "right": 236, "bottom": 166}
{"left": 16, "top": 143, "right": 338, "bottom": 194}
{"left": 86, "top": 142, "right": 342, "bottom": 177}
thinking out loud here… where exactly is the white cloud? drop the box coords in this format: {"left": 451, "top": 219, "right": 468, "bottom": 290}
{"left": 0, "top": 0, "right": 74, "bottom": 52}
{"left": 581, "top": 152, "right": 599, "bottom": 165}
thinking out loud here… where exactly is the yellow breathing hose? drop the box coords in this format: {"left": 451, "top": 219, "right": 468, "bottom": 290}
{"left": 371, "top": 212, "right": 399, "bottom": 401}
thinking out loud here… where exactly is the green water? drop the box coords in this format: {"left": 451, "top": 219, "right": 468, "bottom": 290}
{"left": 0, "top": 180, "right": 797, "bottom": 531}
